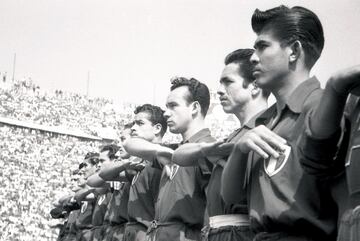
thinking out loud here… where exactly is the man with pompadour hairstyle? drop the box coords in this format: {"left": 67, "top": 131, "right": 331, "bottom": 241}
{"left": 222, "top": 5, "right": 338, "bottom": 241}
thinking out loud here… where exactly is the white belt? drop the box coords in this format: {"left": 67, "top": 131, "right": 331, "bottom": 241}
{"left": 209, "top": 214, "right": 249, "bottom": 229}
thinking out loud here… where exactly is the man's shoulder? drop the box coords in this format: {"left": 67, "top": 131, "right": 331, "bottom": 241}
{"left": 303, "top": 87, "right": 323, "bottom": 113}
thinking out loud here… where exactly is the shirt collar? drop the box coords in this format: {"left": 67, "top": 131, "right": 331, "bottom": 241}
{"left": 255, "top": 76, "right": 320, "bottom": 125}
{"left": 243, "top": 111, "right": 262, "bottom": 129}
{"left": 286, "top": 76, "right": 320, "bottom": 113}
{"left": 183, "top": 128, "right": 211, "bottom": 144}
{"left": 255, "top": 104, "right": 277, "bottom": 126}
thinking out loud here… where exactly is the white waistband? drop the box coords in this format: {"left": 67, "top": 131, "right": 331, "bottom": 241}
{"left": 209, "top": 214, "right": 249, "bottom": 229}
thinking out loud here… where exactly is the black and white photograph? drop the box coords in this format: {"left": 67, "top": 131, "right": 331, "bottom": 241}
{"left": 1, "top": 0, "right": 360, "bottom": 240}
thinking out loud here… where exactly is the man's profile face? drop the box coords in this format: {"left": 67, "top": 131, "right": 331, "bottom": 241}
{"left": 218, "top": 63, "right": 252, "bottom": 114}
{"left": 164, "top": 86, "right": 193, "bottom": 134}
{"left": 251, "top": 28, "right": 290, "bottom": 90}
{"left": 131, "top": 112, "right": 157, "bottom": 142}
{"left": 119, "top": 128, "right": 131, "bottom": 159}
{"left": 99, "top": 150, "right": 111, "bottom": 163}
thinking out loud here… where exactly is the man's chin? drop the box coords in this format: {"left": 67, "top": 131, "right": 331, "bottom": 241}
{"left": 169, "top": 126, "right": 180, "bottom": 134}
{"left": 221, "top": 106, "right": 233, "bottom": 114}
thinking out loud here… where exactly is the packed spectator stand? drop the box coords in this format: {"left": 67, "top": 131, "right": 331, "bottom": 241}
{"left": 0, "top": 78, "right": 234, "bottom": 241}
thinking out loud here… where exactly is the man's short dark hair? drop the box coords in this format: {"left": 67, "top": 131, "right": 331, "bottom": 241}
{"left": 100, "top": 144, "right": 120, "bottom": 160}
{"left": 170, "top": 77, "right": 210, "bottom": 116}
{"left": 84, "top": 152, "right": 99, "bottom": 161}
{"left": 79, "top": 152, "right": 100, "bottom": 169}
{"left": 134, "top": 104, "right": 167, "bottom": 136}
{"left": 251, "top": 5, "right": 324, "bottom": 69}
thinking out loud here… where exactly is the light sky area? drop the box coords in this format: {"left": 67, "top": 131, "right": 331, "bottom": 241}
{"left": 0, "top": 0, "right": 359, "bottom": 108}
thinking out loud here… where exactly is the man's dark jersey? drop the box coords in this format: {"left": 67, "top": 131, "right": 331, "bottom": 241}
{"left": 155, "top": 128, "right": 214, "bottom": 228}
{"left": 207, "top": 123, "right": 254, "bottom": 217}
{"left": 60, "top": 210, "right": 80, "bottom": 240}
{"left": 103, "top": 182, "right": 130, "bottom": 225}
{"left": 127, "top": 158, "right": 162, "bottom": 228}
{"left": 76, "top": 199, "right": 96, "bottom": 229}
{"left": 91, "top": 192, "right": 112, "bottom": 226}
{"left": 246, "top": 78, "right": 337, "bottom": 239}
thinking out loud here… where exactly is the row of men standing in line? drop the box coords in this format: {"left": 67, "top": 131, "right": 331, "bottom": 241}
{"left": 52, "top": 4, "right": 360, "bottom": 241}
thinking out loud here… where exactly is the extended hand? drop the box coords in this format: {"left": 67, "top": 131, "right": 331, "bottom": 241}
{"left": 200, "top": 141, "right": 234, "bottom": 158}
{"left": 236, "top": 125, "right": 287, "bottom": 159}
{"left": 155, "top": 146, "right": 174, "bottom": 166}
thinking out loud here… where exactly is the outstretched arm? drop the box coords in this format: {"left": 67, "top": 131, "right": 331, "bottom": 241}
{"left": 123, "top": 137, "right": 174, "bottom": 166}
{"left": 86, "top": 173, "right": 109, "bottom": 188}
{"left": 98, "top": 160, "right": 131, "bottom": 181}
{"left": 73, "top": 186, "right": 96, "bottom": 203}
{"left": 309, "top": 65, "right": 360, "bottom": 138}
{"left": 172, "top": 141, "right": 233, "bottom": 166}
{"left": 221, "top": 125, "right": 286, "bottom": 204}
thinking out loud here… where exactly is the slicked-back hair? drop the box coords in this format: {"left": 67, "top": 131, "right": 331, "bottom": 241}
{"left": 225, "top": 48, "right": 255, "bottom": 87}
{"left": 252, "top": 5, "right": 324, "bottom": 69}
{"left": 134, "top": 104, "right": 167, "bottom": 136}
{"left": 170, "top": 77, "right": 210, "bottom": 117}
{"left": 100, "top": 144, "right": 120, "bottom": 160}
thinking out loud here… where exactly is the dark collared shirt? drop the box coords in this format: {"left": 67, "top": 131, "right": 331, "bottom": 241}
{"left": 127, "top": 161, "right": 162, "bottom": 228}
{"left": 155, "top": 128, "right": 214, "bottom": 228}
{"left": 91, "top": 191, "right": 112, "bottom": 226}
{"left": 207, "top": 117, "right": 256, "bottom": 217}
{"left": 246, "top": 77, "right": 337, "bottom": 239}
{"left": 76, "top": 199, "right": 96, "bottom": 229}
{"left": 103, "top": 182, "right": 130, "bottom": 225}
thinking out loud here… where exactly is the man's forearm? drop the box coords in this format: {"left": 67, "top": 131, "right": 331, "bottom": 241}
{"left": 123, "top": 138, "right": 160, "bottom": 160}
{"left": 310, "top": 78, "right": 348, "bottom": 139}
{"left": 73, "top": 187, "right": 95, "bottom": 202}
{"left": 99, "top": 161, "right": 129, "bottom": 181}
{"left": 172, "top": 143, "right": 203, "bottom": 166}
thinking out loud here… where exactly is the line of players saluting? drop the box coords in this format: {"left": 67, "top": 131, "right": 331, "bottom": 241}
{"left": 50, "top": 4, "right": 360, "bottom": 241}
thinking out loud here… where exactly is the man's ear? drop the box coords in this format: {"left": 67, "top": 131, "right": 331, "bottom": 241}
{"left": 289, "top": 40, "right": 302, "bottom": 63}
{"left": 191, "top": 101, "right": 201, "bottom": 116}
{"left": 153, "top": 123, "right": 163, "bottom": 136}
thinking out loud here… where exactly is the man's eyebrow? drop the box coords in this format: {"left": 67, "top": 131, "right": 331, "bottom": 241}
{"left": 254, "top": 39, "right": 267, "bottom": 49}
{"left": 166, "top": 101, "right": 176, "bottom": 106}
{"left": 220, "top": 77, "right": 231, "bottom": 83}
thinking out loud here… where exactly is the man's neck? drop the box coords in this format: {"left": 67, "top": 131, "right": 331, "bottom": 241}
{"left": 152, "top": 137, "right": 162, "bottom": 144}
{"left": 181, "top": 118, "right": 206, "bottom": 141}
{"left": 234, "top": 99, "right": 268, "bottom": 127}
{"left": 272, "top": 71, "right": 310, "bottom": 115}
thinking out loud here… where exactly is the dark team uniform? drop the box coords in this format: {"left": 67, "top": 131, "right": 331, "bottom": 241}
{"left": 76, "top": 198, "right": 96, "bottom": 241}
{"left": 102, "top": 181, "right": 131, "bottom": 241}
{"left": 147, "top": 128, "right": 214, "bottom": 241}
{"left": 123, "top": 158, "right": 162, "bottom": 241}
{"left": 206, "top": 123, "right": 256, "bottom": 241}
{"left": 244, "top": 78, "right": 337, "bottom": 240}
{"left": 90, "top": 191, "right": 112, "bottom": 241}
{"left": 61, "top": 210, "right": 80, "bottom": 241}
{"left": 300, "top": 96, "right": 360, "bottom": 241}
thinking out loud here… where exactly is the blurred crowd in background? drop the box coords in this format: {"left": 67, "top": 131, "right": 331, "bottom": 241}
{"left": 0, "top": 78, "right": 235, "bottom": 241}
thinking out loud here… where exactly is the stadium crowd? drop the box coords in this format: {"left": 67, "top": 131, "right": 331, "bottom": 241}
{"left": 0, "top": 63, "right": 231, "bottom": 241}
{"left": 0, "top": 77, "right": 132, "bottom": 137}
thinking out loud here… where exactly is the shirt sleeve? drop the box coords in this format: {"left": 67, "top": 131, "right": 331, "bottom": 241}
{"left": 298, "top": 110, "right": 348, "bottom": 178}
